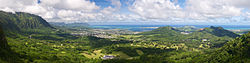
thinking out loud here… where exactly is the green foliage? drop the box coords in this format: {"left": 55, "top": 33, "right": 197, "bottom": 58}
{"left": 0, "top": 11, "right": 53, "bottom": 36}
{"left": 0, "top": 11, "right": 248, "bottom": 63}
{"left": 193, "top": 32, "right": 250, "bottom": 63}
{"left": 201, "top": 26, "right": 240, "bottom": 38}
{"left": 0, "top": 25, "right": 22, "bottom": 63}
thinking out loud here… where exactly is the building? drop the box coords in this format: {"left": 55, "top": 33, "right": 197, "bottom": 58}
{"left": 101, "top": 55, "right": 115, "bottom": 60}
{"left": 202, "top": 39, "right": 208, "bottom": 42}
{"left": 181, "top": 32, "right": 190, "bottom": 34}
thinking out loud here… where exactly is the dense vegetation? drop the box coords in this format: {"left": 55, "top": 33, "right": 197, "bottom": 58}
{"left": 137, "top": 26, "right": 239, "bottom": 48}
{"left": 0, "top": 25, "right": 21, "bottom": 63}
{"left": 0, "top": 11, "right": 249, "bottom": 63}
{"left": 0, "top": 25, "right": 10, "bottom": 62}
{"left": 194, "top": 32, "right": 250, "bottom": 63}
{"left": 0, "top": 11, "right": 53, "bottom": 36}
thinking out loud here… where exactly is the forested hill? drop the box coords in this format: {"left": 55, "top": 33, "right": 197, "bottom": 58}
{"left": 0, "top": 25, "right": 8, "bottom": 62}
{"left": 195, "top": 32, "right": 250, "bottom": 63}
{"left": 0, "top": 25, "right": 14, "bottom": 62}
{"left": 139, "top": 26, "right": 180, "bottom": 35}
{"left": 139, "top": 26, "right": 239, "bottom": 38}
{"left": 0, "top": 25, "right": 9, "bottom": 51}
{"left": 0, "top": 11, "right": 53, "bottom": 32}
{"left": 199, "top": 26, "right": 240, "bottom": 38}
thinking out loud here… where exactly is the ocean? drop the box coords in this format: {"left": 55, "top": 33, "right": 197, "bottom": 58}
{"left": 89, "top": 25, "right": 250, "bottom": 32}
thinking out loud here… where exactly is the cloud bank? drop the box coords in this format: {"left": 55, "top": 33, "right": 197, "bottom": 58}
{"left": 0, "top": 0, "right": 250, "bottom": 24}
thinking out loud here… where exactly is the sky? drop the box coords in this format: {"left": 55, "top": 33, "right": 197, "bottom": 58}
{"left": 0, "top": 0, "right": 250, "bottom": 25}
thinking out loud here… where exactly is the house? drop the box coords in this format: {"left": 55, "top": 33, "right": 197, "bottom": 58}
{"left": 202, "top": 39, "right": 208, "bottom": 42}
{"left": 101, "top": 55, "right": 115, "bottom": 60}
{"left": 200, "top": 28, "right": 204, "bottom": 31}
{"left": 181, "top": 32, "right": 190, "bottom": 34}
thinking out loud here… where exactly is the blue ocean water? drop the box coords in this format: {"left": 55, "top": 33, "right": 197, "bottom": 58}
{"left": 89, "top": 25, "right": 250, "bottom": 32}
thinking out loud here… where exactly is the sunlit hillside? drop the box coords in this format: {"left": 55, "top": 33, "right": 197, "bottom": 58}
{"left": 0, "top": 0, "right": 250, "bottom": 63}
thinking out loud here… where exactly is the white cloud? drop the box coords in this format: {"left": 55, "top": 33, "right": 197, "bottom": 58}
{"left": 185, "top": 0, "right": 243, "bottom": 19}
{"left": 23, "top": 4, "right": 47, "bottom": 14}
{"left": 245, "top": 12, "right": 250, "bottom": 18}
{"left": 0, "top": 0, "right": 250, "bottom": 24}
{"left": 0, "top": 7, "right": 15, "bottom": 13}
{"left": 128, "top": 0, "right": 245, "bottom": 21}
{"left": 0, "top": 0, "right": 103, "bottom": 22}
{"left": 228, "top": 0, "right": 250, "bottom": 9}
{"left": 129, "top": 0, "right": 185, "bottom": 19}
{"left": 57, "top": 10, "right": 79, "bottom": 21}
{"left": 0, "top": 0, "right": 135, "bottom": 23}
{"left": 0, "top": 0, "right": 35, "bottom": 8}
{"left": 41, "top": 0, "right": 99, "bottom": 12}
{"left": 110, "top": 0, "right": 122, "bottom": 9}
{"left": 101, "top": 6, "right": 116, "bottom": 14}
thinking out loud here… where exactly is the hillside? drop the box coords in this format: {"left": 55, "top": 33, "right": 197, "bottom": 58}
{"left": 139, "top": 26, "right": 180, "bottom": 35}
{"left": 194, "top": 32, "right": 250, "bottom": 63}
{"left": 0, "top": 11, "right": 247, "bottom": 63}
{"left": 0, "top": 25, "right": 9, "bottom": 53}
{"left": 0, "top": 25, "right": 8, "bottom": 62}
{"left": 0, "top": 11, "right": 53, "bottom": 32}
{"left": 136, "top": 26, "right": 240, "bottom": 48}
{"left": 0, "top": 25, "right": 20, "bottom": 63}
{"left": 140, "top": 26, "right": 238, "bottom": 38}
{"left": 139, "top": 26, "right": 238, "bottom": 41}
{"left": 138, "top": 26, "right": 183, "bottom": 41}
{"left": 199, "top": 26, "right": 239, "bottom": 38}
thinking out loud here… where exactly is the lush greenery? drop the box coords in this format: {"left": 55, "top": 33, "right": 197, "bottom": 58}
{"left": 0, "top": 11, "right": 249, "bottom": 63}
{"left": 0, "top": 11, "right": 53, "bottom": 36}
{"left": 193, "top": 32, "right": 250, "bottom": 63}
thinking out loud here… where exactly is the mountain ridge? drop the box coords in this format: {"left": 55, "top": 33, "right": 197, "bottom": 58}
{"left": 140, "top": 26, "right": 239, "bottom": 38}
{"left": 0, "top": 11, "right": 54, "bottom": 33}
{"left": 199, "top": 26, "right": 239, "bottom": 38}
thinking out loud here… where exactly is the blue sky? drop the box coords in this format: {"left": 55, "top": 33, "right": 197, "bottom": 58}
{"left": 1, "top": 0, "right": 250, "bottom": 25}
{"left": 90, "top": 0, "right": 186, "bottom": 14}
{"left": 90, "top": 0, "right": 133, "bottom": 14}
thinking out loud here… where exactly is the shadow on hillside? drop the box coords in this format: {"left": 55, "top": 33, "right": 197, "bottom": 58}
{"left": 87, "top": 36, "right": 132, "bottom": 48}
{"left": 101, "top": 47, "right": 175, "bottom": 63}
{"left": 205, "top": 26, "right": 240, "bottom": 38}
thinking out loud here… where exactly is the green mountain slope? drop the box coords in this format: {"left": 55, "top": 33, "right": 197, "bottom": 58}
{"left": 140, "top": 26, "right": 239, "bottom": 38}
{"left": 0, "top": 11, "right": 53, "bottom": 32}
{"left": 138, "top": 26, "right": 184, "bottom": 41}
{"left": 199, "top": 26, "right": 239, "bottom": 38}
{"left": 139, "top": 26, "right": 238, "bottom": 41}
{"left": 0, "top": 25, "right": 9, "bottom": 53}
{"left": 0, "top": 25, "right": 20, "bottom": 63}
{"left": 138, "top": 26, "right": 239, "bottom": 48}
{"left": 194, "top": 32, "right": 250, "bottom": 63}
{"left": 0, "top": 25, "right": 9, "bottom": 63}
{"left": 139, "top": 26, "right": 180, "bottom": 35}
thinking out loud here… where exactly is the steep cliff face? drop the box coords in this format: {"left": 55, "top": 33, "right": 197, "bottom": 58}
{"left": 14, "top": 12, "right": 53, "bottom": 29}
{"left": 0, "top": 11, "right": 53, "bottom": 32}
